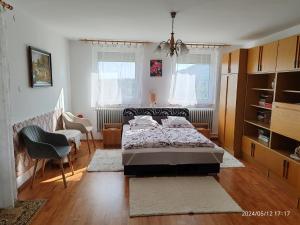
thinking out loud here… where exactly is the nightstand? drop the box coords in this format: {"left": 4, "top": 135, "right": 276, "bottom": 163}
{"left": 102, "top": 123, "right": 122, "bottom": 148}
{"left": 192, "top": 122, "right": 211, "bottom": 139}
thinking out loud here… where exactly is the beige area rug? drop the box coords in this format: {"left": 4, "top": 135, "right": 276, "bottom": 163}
{"left": 87, "top": 149, "right": 244, "bottom": 172}
{"left": 0, "top": 200, "right": 46, "bottom": 225}
{"left": 87, "top": 150, "right": 123, "bottom": 172}
{"left": 129, "top": 176, "right": 242, "bottom": 217}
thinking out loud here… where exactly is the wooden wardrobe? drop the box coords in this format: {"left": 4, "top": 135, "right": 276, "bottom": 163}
{"left": 218, "top": 49, "right": 247, "bottom": 157}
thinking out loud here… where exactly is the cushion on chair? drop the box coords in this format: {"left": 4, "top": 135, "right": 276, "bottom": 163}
{"left": 55, "top": 146, "right": 72, "bottom": 158}
{"left": 86, "top": 126, "right": 93, "bottom": 132}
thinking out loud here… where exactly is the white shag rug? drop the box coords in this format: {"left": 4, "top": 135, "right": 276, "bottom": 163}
{"left": 87, "top": 150, "right": 123, "bottom": 172}
{"left": 129, "top": 176, "right": 243, "bottom": 217}
{"left": 87, "top": 149, "right": 244, "bottom": 172}
{"left": 221, "top": 151, "right": 245, "bottom": 168}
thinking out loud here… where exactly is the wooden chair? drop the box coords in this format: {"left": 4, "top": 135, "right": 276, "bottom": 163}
{"left": 62, "top": 112, "right": 96, "bottom": 153}
{"left": 20, "top": 125, "right": 74, "bottom": 188}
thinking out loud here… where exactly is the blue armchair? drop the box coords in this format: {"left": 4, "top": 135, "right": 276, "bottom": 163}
{"left": 21, "top": 125, "right": 74, "bottom": 188}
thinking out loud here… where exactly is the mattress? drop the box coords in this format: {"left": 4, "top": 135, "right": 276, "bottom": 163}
{"left": 122, "top": 125, "right": 224, "bottom": 166}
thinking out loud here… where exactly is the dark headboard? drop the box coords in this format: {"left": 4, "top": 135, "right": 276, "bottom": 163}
{"left": 123, "top": 108, "right": 189, "bottom": 124}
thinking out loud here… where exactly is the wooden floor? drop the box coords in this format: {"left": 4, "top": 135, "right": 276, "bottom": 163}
{"left": 18, "top": 141, "right": 300, "bottom": 225}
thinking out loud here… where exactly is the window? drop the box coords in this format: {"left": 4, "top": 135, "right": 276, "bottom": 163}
{"left": 91, "top": 52, "right": 140, "bottom": 107}
{"left": 169, "top": 53, "right": 216, "bottom": 106}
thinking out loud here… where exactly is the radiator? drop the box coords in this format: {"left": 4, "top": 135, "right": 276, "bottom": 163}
{"left": 97, "top": 108, "right": 123, "bottom": 132}
{"left": 96, "top": 108, "right": 214, "bottom": 131}
{"left": 189, "top": 108, "right": 214, "bottom": 130}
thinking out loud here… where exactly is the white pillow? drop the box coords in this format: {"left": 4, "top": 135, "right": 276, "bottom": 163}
{"left": 167, "top": 116, "right": 188, "bottom": 125}
{"left": 134, "top": 115, "right": 153, "bottom": 120}
{"left": 129, "top": 119, "right": 160, "bottom": 130}
{"left": 162, "top": 116, "right": 194, "bottom": 128}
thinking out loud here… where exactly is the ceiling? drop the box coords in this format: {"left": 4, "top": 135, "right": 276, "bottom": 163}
{"left": 13, "top": 0, "right": 300, "bottom": 45}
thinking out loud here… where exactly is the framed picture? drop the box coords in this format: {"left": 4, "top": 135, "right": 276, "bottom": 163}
{"left": 150, "top": 59, "right": 162, "bottom": 77}
{"left": 28, "top": 46, "right": 53, "bottom": 87}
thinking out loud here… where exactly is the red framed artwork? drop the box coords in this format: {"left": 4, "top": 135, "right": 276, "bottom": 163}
{"left": 150, "top": 59, "right": 162, "bottom": 77}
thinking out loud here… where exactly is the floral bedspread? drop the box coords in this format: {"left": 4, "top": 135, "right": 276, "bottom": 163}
{"left": 123, "top": 127, "right": 215, "bottom": 150}
{"left": 122, "top": 128, "right": 169, "bottom": 150}
{"left": 162, "top": 128, "right": 215, "bottom": 148}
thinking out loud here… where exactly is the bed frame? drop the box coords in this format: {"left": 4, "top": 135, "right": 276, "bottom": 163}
{"left": 122, "top": 108, "right": 220, "bottom": 176}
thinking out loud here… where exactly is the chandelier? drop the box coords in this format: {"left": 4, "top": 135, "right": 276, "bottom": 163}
{"left": 156, "top": 12, "right": 189, "bottom": 57}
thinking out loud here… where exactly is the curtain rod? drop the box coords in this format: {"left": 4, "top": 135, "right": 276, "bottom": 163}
{"left": 80, "top": 39, "right": 150, "bottom": 45}
{"left": 80, "top": 39, "right": 230, "bottom": 48}
{"left": 0, "top": 0, "right": 13, "bottom": 10}
{"left": 186, "top": 43, "right": 230, "bottom": 48}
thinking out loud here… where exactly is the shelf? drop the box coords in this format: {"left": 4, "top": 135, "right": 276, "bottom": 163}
{"left": 252, "top": 88, "right": 274, "bottom": 92}
{"left": 250, "top": 104, "right": 272, "bottom": 110}
{"left": 247, "top": 72, "right": 276, "bottom": 75}
{"left": 282, "top": 90, "right": 300, "bottom": 94}
{"left": 245, "top": 120, "right": 270, "bottom": 130}
{"left": 244, "top": 135, "right": 269, "bottom": 148}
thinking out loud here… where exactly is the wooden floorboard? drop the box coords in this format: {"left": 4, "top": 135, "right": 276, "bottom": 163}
{"left": 18, "top": 141, "right": 300, "bottom": 225}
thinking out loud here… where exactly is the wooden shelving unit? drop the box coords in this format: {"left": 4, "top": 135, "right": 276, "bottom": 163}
{"left": 242, "top": 34, "right": 300, "bottom": 200}
{"left": 244, "top": 72, "right": 300, "bottom": 159}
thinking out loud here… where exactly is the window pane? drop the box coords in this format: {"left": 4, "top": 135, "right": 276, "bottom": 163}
{"left": 92, "top": 60, "right": 137, "bottom": 107}
{"left": 98, "top": 61, "right": 135, "bottom": 79}
{"left": 175, "top": 63, "right": 210, "bottom": 104}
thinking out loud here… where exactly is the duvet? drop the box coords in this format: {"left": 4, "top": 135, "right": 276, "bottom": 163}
{"left": 122, "top": 127, "right": 215, "bottom": 150}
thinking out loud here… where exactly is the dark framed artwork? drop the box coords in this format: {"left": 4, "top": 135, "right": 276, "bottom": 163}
{"left": 150, "top": 59, "right": 162, "bottom": 77}
{"left": 28, "top": 46, "right": 53, "bottom": 87}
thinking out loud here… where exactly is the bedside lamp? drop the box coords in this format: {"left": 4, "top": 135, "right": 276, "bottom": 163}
{"left": 149, "top": 91, "right": 157, "bottom": 107}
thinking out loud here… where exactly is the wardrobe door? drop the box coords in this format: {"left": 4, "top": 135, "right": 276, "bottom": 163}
{"left": 285, "top": 160, "right": 300, "bottom": 192}
{"left": 224, "top": 74, "right": 238, "bottom": 153}
{"left": 247, "top": 46, "right": 260, "bottom": 74}
{"left": 230, "top": 49, "right": 240, "bottom": 74}
{"left": 221, "top": 53, "right": 230, "bottom": 74}
{"left": 218, "top": 75, "right": 228, "bottom": 146}
{"left": 260, "top": 41, "right": 278, "bottom": 73}
{"left": 277, "top": 35, "right": 299, "bottom": 72}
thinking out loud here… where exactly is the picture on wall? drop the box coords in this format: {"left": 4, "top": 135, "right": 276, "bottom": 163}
{"left": 28, "top": 46, "right": 53, "bottom": 87}
{"left": 150, "top": 59, "right": 162, "bottom": 77}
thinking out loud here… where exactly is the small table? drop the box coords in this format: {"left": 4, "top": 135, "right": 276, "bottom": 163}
{"left": 102, "top": 123, "right": 122, "bottom": 148}
{"left": 192, "top": 123, "right": 211, "bottom": 139}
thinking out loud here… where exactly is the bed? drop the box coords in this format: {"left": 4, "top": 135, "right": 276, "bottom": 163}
{"left": 122, "top": 108, "right": 224, "bottom": 176}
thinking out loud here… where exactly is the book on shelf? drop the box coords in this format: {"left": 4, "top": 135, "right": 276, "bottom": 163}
{"left": 258, "top": 94, "right": 273, "bottom": 108}
{"left": 258, "top": 134, "right": 270, "bottom": 143}
{"left": 257, "top": 111, "right": 271, "bottom": 123}
{"left": 257, "top": 128, "right": 270, "bottom": 143}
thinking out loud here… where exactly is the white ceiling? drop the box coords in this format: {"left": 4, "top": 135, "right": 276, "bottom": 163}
{"left": 13, "top": 0, "right": 300, "bottom": 45}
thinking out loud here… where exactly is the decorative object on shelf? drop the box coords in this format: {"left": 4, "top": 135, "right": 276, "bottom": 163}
{"left": 271, "top": 78, "right": 275, "bottom": 89}
{"left": 257, "top": 129, "right": 270, "bottom": 143}
{"left": 149, "top": 91, "right": 157, "bottom": 107}
{"left": 258, "top": 93, "right": 273, "bottom": 109}
{"left": 28, "top": 46, "right": 53, "bottom": 87}
{"left": 295, "top": 146, "right": 300, "bottom": 157}
{"left": 155, "top": 12, "right": 189, "bottom": 57}
{"left": 150, "top": 59, "right": 162, "bottom": 77}
{"left": 290, "top": 146, "right": 300, "bottom": 161}
{"left": 256, "top": 111, "right": 271, "bottom": 123}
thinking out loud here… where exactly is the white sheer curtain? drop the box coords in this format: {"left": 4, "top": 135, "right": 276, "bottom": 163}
{"left": 91, "top": 44, "right": 144, "bottom": 107}
{"left": 0, "top": 7, "right": 17, "bottom": 208}
{"left": 168, "top": 49, "right": 219, "bottom": 107}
